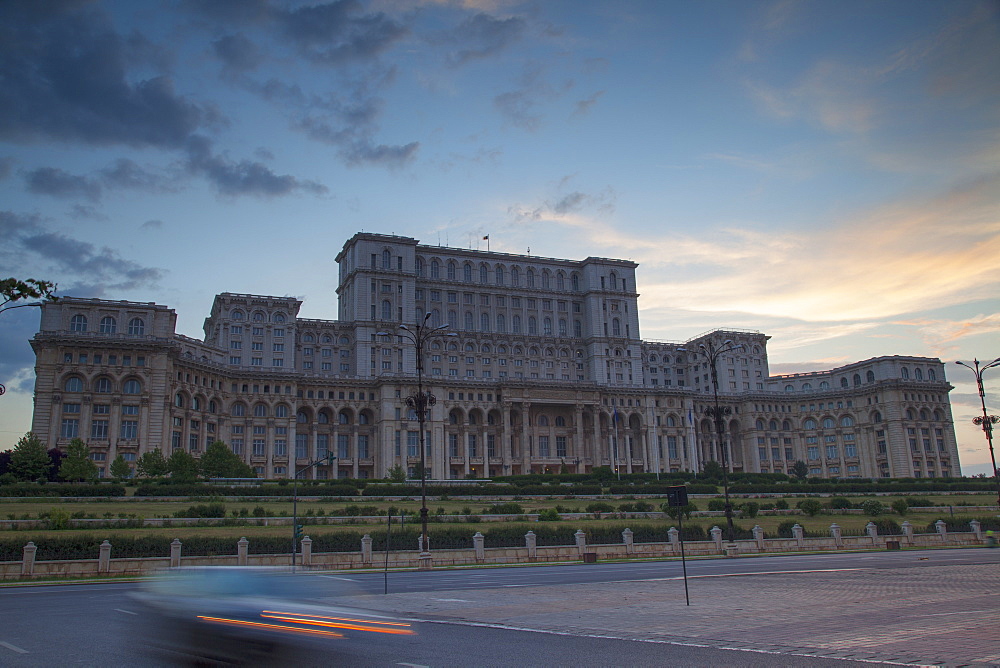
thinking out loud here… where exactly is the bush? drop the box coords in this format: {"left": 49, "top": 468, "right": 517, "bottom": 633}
{"left": 796, "top": 499, "right": 824, "bottom": 516}
{"left": 828, "top": 497, "right": 853, "bottom": 509}
{"left": 537, "top": 508, "right": 561, "bottom": 521}
{"left": 585, "top": 502, "right": 614, "bottom": 515}
{"left": 774, "top": 499, "right": 789, "bottom": 510}
{"left": 873, "top": 518, "right": 903, "bottom": 535}
{"left": 860, "top": 499, "right": 885, "bottom": 517}
{"left": 904, "top": 497, "right": 933, "bottom": 507}
{"left": 174, "top": 502, "right": 226, "bottom": 518}
{"left": 890, "top": 499, "right": 909, "bottom": 516}
{"left": 484, "top": 502, "right": 524, "bottom": 515}
{"left": 661, "top": 502, "right": 697, "bottom": 520}
{"left": 739, "top": 502, "right": 760, "bottom": 518}
{"left": 707, "top": 499, "right": 727, "bottom": 512}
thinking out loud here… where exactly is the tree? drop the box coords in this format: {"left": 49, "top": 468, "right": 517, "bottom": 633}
{"left": 136, "top": 449, "right": 169, "bottom": 478}
{"left": 701, "top": 460, "right": 723, "bottom": 479}
{"left": 662, "top": 501, "right": 697, "bottom": 520}
{"left": 891, "top": 499, "right": 909, "bottom": 516}
{"left": 46, "top": 448, "right": 65, "bottom": 482}
{"left": 797, "top": 499, "right": 824, "bottom": 516}
{"left": 9, "top": 432, "right": 51, "bottom": 481}
{"left": 59, "top": 438, "right": 98, "bottom": 482}
{"left": 0, "top": 277, "right": 58, "bottom": 316}
{"left": 861, "top": 499, "right": 885, "bottom": 517}
{"left": 109, "top": 455, "right": 132, "bottom": 481}
{"left": 167, "top": 449, "right": 199, "bottom": 482}
{"left": 199, "top": 440, "right": 255, "bottom": 478}
{"left": 791, "top": 460, "right": 809, "bottom": 479}
{"left": 386, "top": 464, "right": 407, "bottom": 483}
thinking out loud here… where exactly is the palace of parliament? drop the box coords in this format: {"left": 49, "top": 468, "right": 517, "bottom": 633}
{"left": 29, "top": 233, "right": 959, "bottom": 480}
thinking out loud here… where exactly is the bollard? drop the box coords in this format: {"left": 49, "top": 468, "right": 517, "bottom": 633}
{"left": 866, "top": 522, "right": 878, "bottom": 540}
{"left": 170, "top": 538, "right": 182, "bottom": 568}
{"left": 710, "top": 526, "right": 723, "bottom": 551}
{"left": 969, "top": 520, "right": 982, "bottom": 541}
{"left": 901, "top": 521, "right": 913, "bottom": 543}
{"left": 361, "top": 534, "right": 373, "bottom": 564}
{"left": 99, "top": 540, "right": 112, "bottom": 573}
{"left": 792, "top": 523, "right": 804, "bottom": 549}
{"left": 622, "top": 528, "right": 634, "bottom": 555}
{"left": 525, "top": 531, "right": 537, "bottom": 559}
{"left": 22, "top": 542, "right": 37, "bottom": 576}
{"left": 237, "top": 537, "right": 249, "bottom": 566}
{"left": 935, "top": 520, "right": 947, "bottom": 541}
{"left": 300, "top": 536, "right": 312, "bottom": 566}
{"left": 473, "top": 532, "right": 485, "bottom": 561}
{"left": 830, "top": 524, "right": 842, "bottom": 548}
{"left": 667, "top": 527, "right": 679, "bottom": 552}
{"left": 575, "top": 529, "right": 587, "bottom": 556}
{"left": 752, "top": 525, "right": 765, "bottom": 551}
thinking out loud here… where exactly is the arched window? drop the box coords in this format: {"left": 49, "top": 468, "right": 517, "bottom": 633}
{"left": 480, "top": 313, "right": 490, "bottom": 332}
{"left": 273, "top": 313, "right": 285, "bottom": 323}
{"left": 853, "top": 373, "right": 861, "bottom": 387}
{"left": 94, "top": 377, "right": 112, "bottom": 393}
{"left": 873, "top": 411, "right": 883, "bottom": 423}
{"left": 784, "top": 384, "right": 794, "bottom": 392}
{"left": 612, "top": 318, "right": 621, "bottom": 336}
{"left": 538, "top": 415, "right": 549, "bottom": 426}
{"left": 804, "top": 418, "right": 817, "bottom": 430}
{"left": 526, "top": 269, "right": 535, "bottom": 287}
{"left": 359, "top": 411, "right": 369, "bottom": 425}
{"left": 557, "top": 272, "right": 565, "bottom": 290}
{"left": 666, "top": 415, "right": 676, "bottom": 427}
{"left": 64, "top": 377, "right": 84, "bottom": 392}
{"left": 541, "top": 271, "right": 550, "bottom": 289}
{"left": 382, "top": 249, "right": 391, "bottom": 269}
{"left": 415, "top": 257, "right": 424, "bottom": 277}
{"left": 512, "top": 315, "right": 521, "bottom": 334}
{"left": 100, "top": 316, "right": 117, "bottom": 333}
{"left": 233, "top": 403, "right": 247, "bottom": 417}
{"left": 497, "top": 313, "right": 506, "bottom": 333}
{"left": 174, "top": 393, "right": 185, "bottom": 408}
{"left": 543, "top": 317, "right": 552, "bottom": 335}
{"left": 231, "top": 310, "right": 244, "bottom": 321}
{"left": 304, "top": 333, "right": 314, "bottom": 342}
{"left": 253, "top": 311, "right": 265, "bottom": 322}
{"left": 464, "top": 311, "right": 474, "bottom": 330}
{"left": 511, "top": 267, "right": 520, "bottom": 286}
{"left": 867, "top": 370, "right": 875, "bottom": 383}
{"left": 571, "top": 273, "right": 579, "bottom": 291}
{"left": 431, "top": 309, "right": 441, "bottom": 327}
{"left": 528, "top": 316, "right": 537, "bottom": 334}
{"left": 381, "top": 300, "right": 392, "bottom": 320}
{"left": 275, "top": 404, "right": 288, "bottom": 418}
{"left": 919, "top": 408, "right": 929, "bottom": 421}
{"left": 906, "top": 408, "right": 915, "bottom": 420}
{"left": 756, "top": 419, "right": 765, "bottom": 430}
{"left": 928, "top": 368, "right": 936, "bottom": 381}
{"left": 70, "top": 314, "right": 88, "bottom": 332}
{"left": 192, "top": 397, "right": 201, "bottom": 411}
{"left": 555, "top": 416, "right": 566, "bottom": 427}
{"left": 914, "top": 368, "right": 923, "bottom": 380}
{"left": 254, "top": 403, "right": 268, "bottom": 418}
{"left": 448, "top": 310, "right": 457, "bottom": 328}
{"left": 463, "top": 263, "right": 473, "bottom": 282}
{"left": 840, "top": 416, "right": 854, "bottom": 427}
{"left": 782, "top": 420, "right": 791, "bottom": 431}
{"left": 769, "top": 419, "right": 778, "bottom": 431}
{"left": 819, "top": 381, "right": 829, "bottom": 389}
{"left": 339, "top": 410, "right": 351, "bottom": 425}
{"left": 495, "top": 265, "right": 504, "bottom": 285}
{"left": 447, "top": 261, "right": 456, "bottom": 280}
{"left": 128, "top": 318, "right": 145, "bottom": 335}
{"left": 208, "top": 400, "right": 217, "bottom": 414}
{"left": 802, "top": 382, "right": 812, "bottom": 390}
{"left": 558, "top": 319, "right": 567, "bottom": 336}
{"left": 123, "top": 379, "right": 141, "bottom": 394}
{"left": 822, "top": 417, "right": 835, "bottom": 429}
{"left": 901, "top": 367, "right": 909, "bottom": 379}
{"left": 317, "top": 411, "right": 329, "bottom": 424}
{"left": 449, "top": 410, "right": 460, "bottom": 425}
{"left": 840, "top": 377, "right": 848, "bottom": 388}
{"left": 296, "top": 410, "right": 308, "bottom": 423}
{"left": 933, "top": 409, "right": 942, "bottom": 421}
{"left": 610, "top": 272, "right": 618, "bottom": 289}
{"left": 468, "top": 412, "right": 477, "bottom": 425}
{"left": 430, "top": 259, "right": 440, "bottom": 278}
{"left": 479, "top": 264, "right": 488, "bottom": 284}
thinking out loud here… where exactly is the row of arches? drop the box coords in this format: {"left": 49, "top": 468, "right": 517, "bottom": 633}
{"left": 786, "top": 366, "right": 940, "bottom": 392}
{"left": 63, "top": 375, "right": 142, "bottom": 394}
{"left": 69, "top": 314, "right": 146, "bottom": 335}
{"left": 301, "top": 333, "right": 351, "bottom": 345}
{"left": 415, "top": 256, "right": 582, "bottom": 292}
{"left": 228, "top": 310, "right": 287, "bottom": 323}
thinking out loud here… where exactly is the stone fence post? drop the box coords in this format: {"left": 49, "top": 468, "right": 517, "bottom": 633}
{"left": 300, "top": 536, "right": 313, "bottom": 566}
{"left": 866, "top": 522, "right": 878, "bottom": 541}
{"left": 99, "top": 540, "right": 112, "bottom": 573}
{"left": 792, "top": 523, "right": 804, "bottom": 549}
{"left": 710, "top": 526, "right": 723, "bottom": 551}
{"left": 525, "top": 531, "right": 537, "bottom": 559}
{"left": 969, "top": 520, "right": 982, "bottom": 541}
{"left": 752, "top": 525, "right": 765, "bottom": 551}
{"left": 170, "top": 539, "right": 182, "bottom": 568}
{"left": 574, "top": 529, "right": 587, "bottom": 556}
{"left": 237, "top": 537, "right": 249, "bottom": 566}
{"left": 473, "top": 532, "right": 485, "bottom": 561}
{"left": 667, "top": 527, "right": 679, "bottom": 552}
{"left": 622, "top": 528, "right": 634, "bottom": 555}
{"left": 901, "top": 521, "right": 913, "bottom": 542}
{"left": 361, "top": 534, "right": 373, "bottom": 564}
{"left": 22, "top": 542, "right": 36, "bottom": 576}
{"left": 830, "top": 524, "right": 842, "bottom": 548}
{"left": 935, "top": 520, "right": 947, "bottom": 541}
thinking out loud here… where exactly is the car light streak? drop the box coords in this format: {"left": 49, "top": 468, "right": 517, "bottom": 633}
{"left": 260, "top": 611, "right": 415, "bottom": 635}
{"left": 195, "top": 615, "right": 344, "bottom": 638}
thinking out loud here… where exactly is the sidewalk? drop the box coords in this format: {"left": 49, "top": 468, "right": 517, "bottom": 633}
{"left": 340, "top": 561, "right": 1000, "bottom": 666}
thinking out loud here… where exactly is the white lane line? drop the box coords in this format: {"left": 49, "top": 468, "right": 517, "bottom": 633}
{"left": 501, "top": 584, "right": 528, "bottom": 587}
{"left": 320, "top": 576, "right": 356, "bottom": 581}
{"left": 0, "top": 641, "right": 28, "bottom": 654}
{"left": 114, "top": 608, "right": 137, "bottom": 615}
{"left": 398, "top": 663, "right": 429, "bottom": 667}
{"left": 432, "top": 598, "right": 472, "bottom": 602}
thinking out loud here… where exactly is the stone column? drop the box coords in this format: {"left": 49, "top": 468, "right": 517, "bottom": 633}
{"left": 575, "top": 403, "right": 586, "bottom": 473}
{"left": 667, "top": 527, "right": 679, "bottom": 552}
{"left": 901, "top": 521, "right": 913, "bottom": 542}
{"left": 866, "top": 522, "right": 878, "bottom": 541}
{"left": 622, "top": 528, "right": 634, "bottom": 555}
{"left": 710, "top": 526, "right": 723, "bottom": 550}
{"left": 237, "top": 537, "right": 249, "bottom": 566}
{"left": 361, "top": 534, "right": 373, "bottom": 564}
{"left": 792, "top": 523, "right": 804, "bottom": 549}
{"left": 170, "top": 539, "right": 182, "bottom": 568}
{"left": 574, "top": 529, "right": 587, "bottom": 556}
{"left": 935, "top": 519, "right": 947, "bottom": 541}
{"left": 592, "top": 408, "right": 602, "bottom": 468}
{"left": 830, "top": 524, "right": 842, "bottom": 548}
{"left": 300, "top": 536, "right": 312, "bottom": 566}
{"left": 522, "top": 401, "right": 533, "bottom": 474}
{"left": 752, "top": 525, "right": 765, "bottom": 551}
{"left": 969, "top": 519, "right": 982, "bottom": 540}
{"left": 99, "top": 540, "right": 112, "bottom": 573}
{"left": 22, "top": 542, "right": 37, "bottom": 576}
{"left": 473, "top": 532, "right": 485, "bottom": 562}
{"left": 525, "top": 531, "right": 537, "bottom": 559}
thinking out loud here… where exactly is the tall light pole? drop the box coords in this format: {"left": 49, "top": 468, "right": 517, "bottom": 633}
{"left": 680, "top": 338, "right": 743, "bottom": 542}
{"left": 955, "top": 357, "right": 1000, "bottom": 509}
{"left": 380, "top": 313, "right": 455, "bottom": 560}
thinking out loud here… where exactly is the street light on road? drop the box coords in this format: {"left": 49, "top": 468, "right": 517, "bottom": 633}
{"left": 379, "top": 313, "right": 455, "bottom": 561}
{"left": 955, "top": 357, "right": 1000, "bottom": 509}
{"left": 679, "top": 338, "right": 743, "bottom": 542}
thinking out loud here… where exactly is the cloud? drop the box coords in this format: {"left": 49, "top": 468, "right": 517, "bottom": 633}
{"left": 0, "top": 156, "right": 13, "bottom": 179}
{"left": 212, "top": 33, "right": 265, "bottom": 73}
{"left": 573, "top": 90, "right": 604, "bottom": 116}
{"left": 494, "top": 62, "right": 572, "bottom": 131}
{"left": 24, "top": 167, "right": 102, "bottom": 201}
{"left": 0, "top": 3, "right": 210, "bottom": 148}
{"left": 184, "top": 135, "right": 329, "bottom": 196}
{"left": 442, "top": 12, "right": 527, "bottom": 66}
{"left": 140, "top": 219, "right": 164, "bottom": 231}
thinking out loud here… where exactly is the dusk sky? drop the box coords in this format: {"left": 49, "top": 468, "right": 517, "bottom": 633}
{"left": 1, "top": 0, "right": 997, "bottom": 474}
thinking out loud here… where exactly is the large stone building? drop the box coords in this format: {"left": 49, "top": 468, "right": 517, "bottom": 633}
{"left": 29, "top": 233, "right": 959, "bottom": 480}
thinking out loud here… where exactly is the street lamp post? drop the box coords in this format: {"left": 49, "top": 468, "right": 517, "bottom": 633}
{"left": 680, "top": 339, "right": 743, "bottom": 542}
{"left": 955, "top": 358, "right": 1000, "bottom": 509}
{"left": 291, "top": 453, "right": 335, "bottom": 570}
{"left": 380, "top": 313, "right": 455, "bottom": 561}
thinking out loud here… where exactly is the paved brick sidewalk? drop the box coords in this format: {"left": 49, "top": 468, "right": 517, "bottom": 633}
{"left": 340, "top": 562, "right": 1000, "bottom": 666}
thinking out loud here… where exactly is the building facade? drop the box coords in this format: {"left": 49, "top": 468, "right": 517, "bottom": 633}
{"left": 30, "top": 233, "right": 960, "bottom": 479}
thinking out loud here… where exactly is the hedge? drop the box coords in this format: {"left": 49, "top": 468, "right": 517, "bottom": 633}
{"left": 0, "top": 484, "right": 126, "bottom": 498}
{"left": 134, "top": 484, "right": 359, "bottom": 497}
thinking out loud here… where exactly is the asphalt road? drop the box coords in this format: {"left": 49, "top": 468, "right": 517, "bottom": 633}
{"left": 0, "top": 548, "right": 994, "bottom": 667}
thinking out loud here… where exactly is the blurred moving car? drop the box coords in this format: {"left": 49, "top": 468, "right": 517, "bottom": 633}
{"left": 129, "top": 567, "right": 414, "bottom": 664}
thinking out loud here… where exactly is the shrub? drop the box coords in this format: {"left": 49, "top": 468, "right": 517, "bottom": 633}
{"left": 796, "top": 499, "right": 823, "bottom": 516}
{"left": 774, "top": 499, "right": 789, "bottom": 510}
{"left": 860, "top": 499, "right": 885, "bottom": 517}
{"left": 707, "top": 499, "right": 727, "bottom": 512}
{"left": 904, "top": 497, "right": 933, "bottom": 507}
{"left": 828, "top": 497, "right": 853, "bottom": 509}
{"left": 484, "top": 502, "right": 524, "bottom": 515}
{"left": 661, "top": 502, "right": 697, "bottom": 520}
{"left": 537, "top": 508, "right": 561, "bottom": 521}
{"left": 739, "top": 502, "right": 760, "bottom": 518}
{"left": 873, "top": 518, "right": 903, "bottom": 535}
{"left": 585, "top": 502, "right": 614, "bottom": 515}
{"left": 890, "top": 499, "right": 909, "bottom": 516}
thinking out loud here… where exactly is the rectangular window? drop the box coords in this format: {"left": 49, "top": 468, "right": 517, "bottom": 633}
{"left": 253, "top": 439, "right": 266, "bottom": 456}
{"left": 91, "top": 420, "right": 109, "bottom": 439}
{"left": 120, "top": 420, "right": 138, "bottom": 439}
{"left": 295, "top": 434, "right": 307, "bottom": 459}
{"left": 407, "top": 431, "right": 419, "bottom": 457}
{"left": 316, "top": 434, "right": 329, "bottom": 459}
{"left": 556, "top": 436, "right": 567, "bottom": 457}
{"left": 808, "top": 446, "right": 819, "bottom": 460}
{"left": 487, "top": 434, "right": 496, "bottom": 457}
{"left": 667, "top": 436, "right": 678, "bottom": 459}
{"left": 468, "top": 434, "right": 478, "bottom": 457}
{"left": 357, "top": 434, "right": 369, "bottom": 459}
{"left": 826, "top": 445, "right": 838, "bottom": 459}
{"left": 538, "top": 435, "right": 550, "bottom": 457}
{"left": 449, "top": 433, "right": 459, "bottom": 457}
{"left": 337, "top": 433, "right": 350, "bottom": 458}
{"left": 60, "top": 419, "right": 79, "bottom": 439}
{"left": 274, "top": 439, "right": 287, "bottom": 456}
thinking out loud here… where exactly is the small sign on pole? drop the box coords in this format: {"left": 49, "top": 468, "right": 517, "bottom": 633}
{"left": 666, "top": 485, "right": 691, "bottom": 606}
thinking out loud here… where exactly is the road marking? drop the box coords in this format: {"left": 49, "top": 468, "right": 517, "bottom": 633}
{"left": 397, "top": 663, "right": 429, "bottom": 667}
{"left": 320, "top": 576, "right": 356, "bottom": 581}
{"left": 915, "top": 609, "right": 993, "bottom": 618}
{"left": 501, "top": 584, "right": 527, "bottom": 587}
{"left": 432, "top": 598, "right": 472, "bottom": 602}
{"left": 114, "top": 608, "right": 137, "bottom": 615}
{"left": 0, "top": 641, "right": 28, "bottom": 654}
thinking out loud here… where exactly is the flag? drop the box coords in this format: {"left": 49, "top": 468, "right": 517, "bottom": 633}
{"left": 687, "top": 407, "right": 693, "bottom": 426}
{"left": 612, "top": 407, "right": 619, "bottom": 423}
{"left": 483, "top": 234, "right": 489, "bottom": 240}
